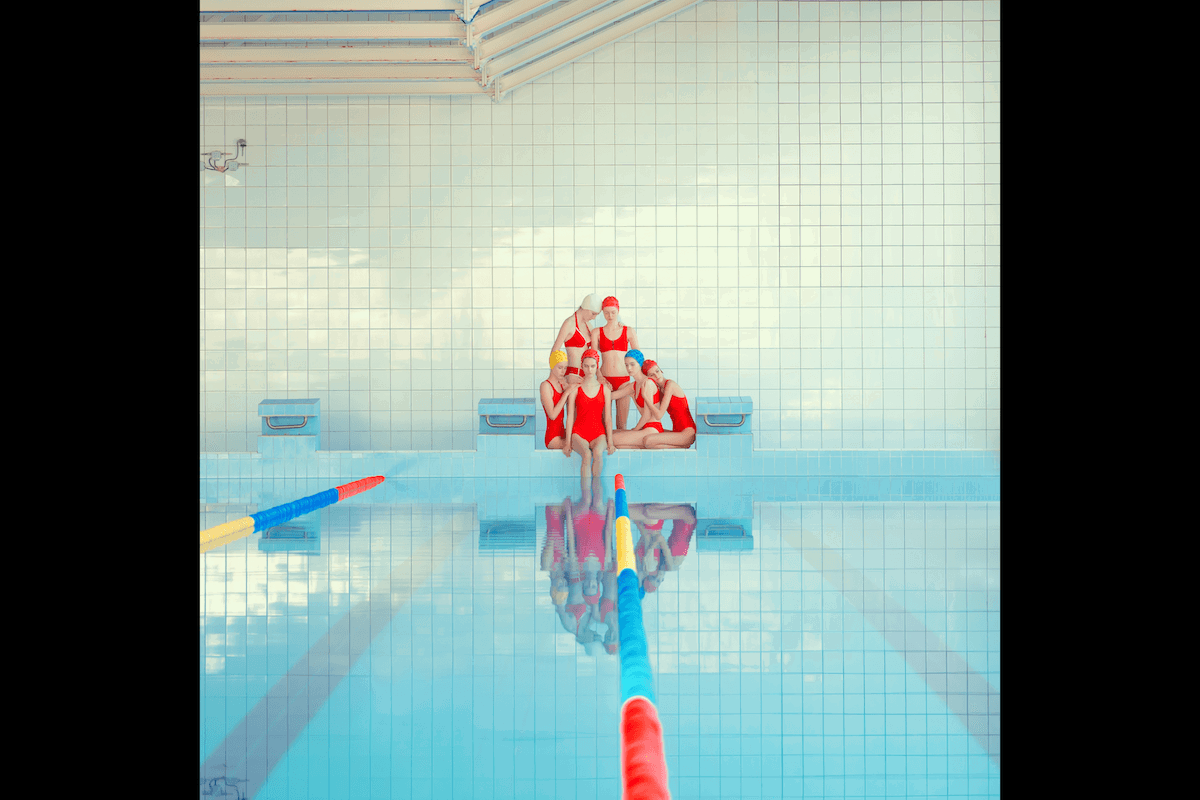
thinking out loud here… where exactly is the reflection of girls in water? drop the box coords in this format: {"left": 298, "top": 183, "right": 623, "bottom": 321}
{"left": 541, "top": 493, "right": 695, "bottom": 655}
{"left": 564, "top": 484, "right": 614, "bottom": 612}
{"left": 542, "top": 502, "right": 571, "bottom": 606}
{"left": 598, "top": 567, "right": 620, "bottom": 655}
{"left": 632, "top": 516, "right": 665, "bottom": 593}
{"left": 559, "top": 504, "right": 590, "bottom": 639}
{"left": 628, "top": 502, "right": 697, "bottom": 593}
{"left": 543, "top": 499, "right": 588, "bottom": 637}
{"left": 540, "top": 483, "right": 615, "bottom": 656}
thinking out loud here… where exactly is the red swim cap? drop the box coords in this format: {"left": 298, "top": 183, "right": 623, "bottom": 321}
{"left": 640, "top": 359, "right": 658, "bottom": 375}
{"left": 602, "top": 296, "right": 619, "bottom": 310}
{"left": 582, "top": 348, "right": 600, "bottom": 364}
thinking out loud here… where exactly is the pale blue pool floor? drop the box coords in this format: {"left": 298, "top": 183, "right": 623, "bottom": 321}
{"left": 200, "top": 476, "right": 999, "bottom": 799}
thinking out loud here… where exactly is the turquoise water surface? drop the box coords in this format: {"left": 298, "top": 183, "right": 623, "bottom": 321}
{"left": 200, "top": 474, "right": 999, "bottom": 799}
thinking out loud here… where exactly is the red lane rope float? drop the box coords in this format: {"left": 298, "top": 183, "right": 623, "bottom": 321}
{"left": 337, "top": 475, "right": 385, "bottom": 502}
{"left": 620, "top": 696, "right": 671, "bottom": 800}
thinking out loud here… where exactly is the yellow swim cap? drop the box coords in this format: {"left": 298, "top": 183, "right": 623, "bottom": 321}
{"left": 549, "top": 350, "right": 568, "bottom": 368}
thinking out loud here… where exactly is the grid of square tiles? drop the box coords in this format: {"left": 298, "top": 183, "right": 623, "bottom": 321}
{"left": 645, "top": 500, "right": 999, "bottom": 797}
{"left": 200, "top": 0, "right": 1000, "bottom": 453}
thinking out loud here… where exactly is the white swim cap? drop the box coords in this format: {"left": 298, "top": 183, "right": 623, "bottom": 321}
{"left": 581, "top": 293, "right": 602, "bottom": 313}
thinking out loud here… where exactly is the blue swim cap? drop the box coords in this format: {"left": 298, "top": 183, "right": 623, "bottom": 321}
{"left": 626, "top": 349, "right": 644, "bottom": 366}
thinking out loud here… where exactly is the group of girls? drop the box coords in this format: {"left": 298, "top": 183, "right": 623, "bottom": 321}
{"left": 541, "top": 481, "right": 697, "bottom": 654}
{"left": 541, "top": 293, "right": 697, "bottom": 478}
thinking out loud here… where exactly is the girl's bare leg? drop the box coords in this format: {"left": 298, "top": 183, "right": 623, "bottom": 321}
{"left": 614, "top": 397, "right": 631, "bottom": 431}
{"left": 612, "top": 428, "right": 652, "bottom": 449}
{"left": 642, "top": 429, "right": 697, "bottom": 449}
{"left": 546, "top": 436, "right": 566, "bottom": 451}
{"left": 590, "top": 438, "right": 605, "bottom": 477}
{"left": 572, "top": 434, "right": 592, "bottom": 479}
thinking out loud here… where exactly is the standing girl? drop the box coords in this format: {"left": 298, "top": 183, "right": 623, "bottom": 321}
{"left": 551, "top": 294, "right": 603, "bottom": 385}
{"left": 592, "top": 296, "right": 641, "bottom": 430}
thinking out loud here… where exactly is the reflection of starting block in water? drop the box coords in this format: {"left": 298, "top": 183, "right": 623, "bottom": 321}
{"left": 479, "top": 518, "right": 537, "bottom": 553}
{"left": 258, "top": 515, "right": 321, "bottom": 554}
{"left": 695, "top": 518, "right": 753, "bottom": 551}
{"left": 694, "top": 493, "right": 753, "bottom": 550}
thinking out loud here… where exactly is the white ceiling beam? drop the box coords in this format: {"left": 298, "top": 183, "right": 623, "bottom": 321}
{"left": 201, "top": 63, "right": 480, "bottom": 80}
{"left": 200, "top": 46, "right": 473, "bottom": 63}
{"left": 200, "top": 80, "right": 488, "bottom": 96}
{"left": 199, "top": 21, "right": 465, "bottom": 40}
{"left": 470, "top": 0, "right": 562, "bottom": 39}
{"left": 495, "top": 0, "right": 700, "bottom": 100}
{"left": 482, "top": 0, "right": 656, "bottom": 82}
{"left": 477, "top": 0, "right": 617, "bottom": 64}
{"left": 198, "top": 1, "right": 461, "bottom": 10}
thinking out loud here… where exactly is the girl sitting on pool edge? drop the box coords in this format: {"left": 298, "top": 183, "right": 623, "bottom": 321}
{"left": 562, "top": 348, "right": 616, "bottom": 478}
{"left": 640, "top": 360, "right": 697, "bottom": 450}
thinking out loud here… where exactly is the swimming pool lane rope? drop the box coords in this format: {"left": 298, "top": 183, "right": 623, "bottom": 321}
{"left": 199, "top": 476, "right": 385, "bottom": 549}
{"left": 615, "top": 473, "right": 671, "bottom": 799}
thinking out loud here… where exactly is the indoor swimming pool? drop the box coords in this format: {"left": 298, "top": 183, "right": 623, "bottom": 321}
{"left": 200, "top": 472, "right": 999, "bottom": 799}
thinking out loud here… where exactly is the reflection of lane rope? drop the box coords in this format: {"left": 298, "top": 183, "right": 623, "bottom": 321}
{"left": 613, "top": 474, "right": 670, "bottom": 799}
{"left": 199, "top": 774, "right": 244, "bottom": 799}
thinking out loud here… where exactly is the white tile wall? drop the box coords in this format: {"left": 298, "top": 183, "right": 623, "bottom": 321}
{"left": 200, "top": 1, "right": 1000, "bottom": 453}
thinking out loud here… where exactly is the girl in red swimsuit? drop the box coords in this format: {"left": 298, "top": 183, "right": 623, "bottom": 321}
{"left": 593, "top": 296, "right": 641, "bottom": 430}
{"left": 552, "top": 294, "right": 602, "bottom": 385}
{"left": 641, "top": 360, "right": 697, "bottom": 449}
{"left": 610, "top": 350, "right": 659, "bottom": 448}
{"left": 563, "top": 349, "right": 615, "bottom": 478}
{"left": 540, "top": 349, "right": 577, "bottom": 449}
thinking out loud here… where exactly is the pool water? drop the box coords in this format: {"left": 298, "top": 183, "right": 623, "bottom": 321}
{"left": 200, "top": 476, "right": 999, "bottom": 799}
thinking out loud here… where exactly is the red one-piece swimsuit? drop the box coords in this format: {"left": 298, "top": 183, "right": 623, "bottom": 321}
{"left": 665, "top": 392, "right": 697, "bottom": 432}
{"left": 572, "top": 384, "right": 606, "bottom": 443}
{"left": 543, "top": 380, "right": 566, "bottom": 448}
{"left": 636, "top": 381, "right": 664, "bottom": 433}
{"left": 545, "top": 506, "right": 566, "bottom": 568}
{"left": 668, "top": 519, "right": 695, "bottom": 556}
{"left": 573, "top": 511, "right": 607, "bottom": 570}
